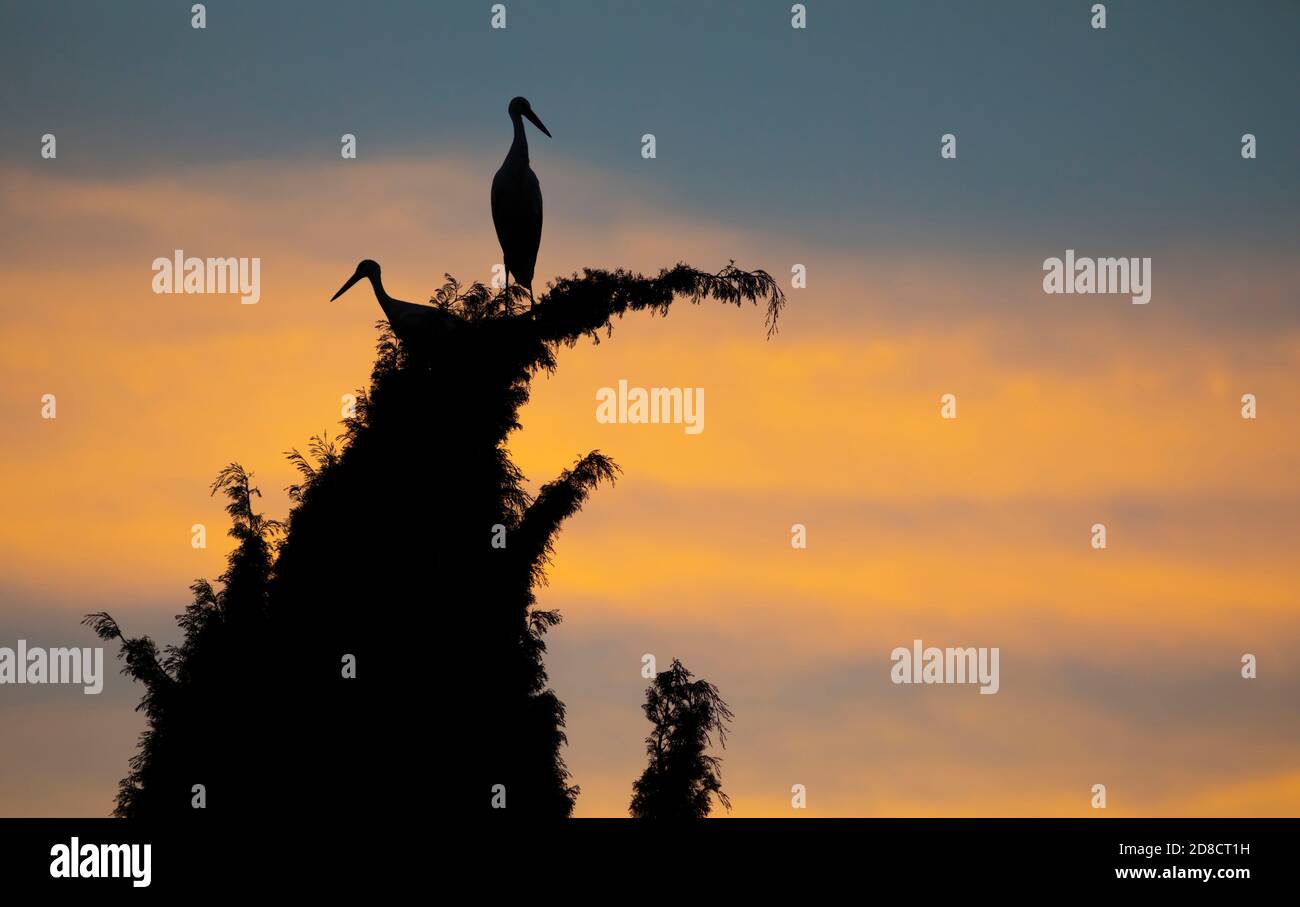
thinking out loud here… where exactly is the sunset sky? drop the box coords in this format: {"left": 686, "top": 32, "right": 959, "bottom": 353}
{"left": 2, "top": 1, "right": 1298, "bottom": 817}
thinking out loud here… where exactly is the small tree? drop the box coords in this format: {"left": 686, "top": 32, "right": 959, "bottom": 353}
{"left": 630, "top": 659, "right": 733, "bottom": 818}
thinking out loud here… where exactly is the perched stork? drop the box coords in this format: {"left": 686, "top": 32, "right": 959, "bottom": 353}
{"left": 330, "top": 259, "right": 455, "bottom": 344}
{"left": 491, "top": 96, "right": 550, "bottom": 307}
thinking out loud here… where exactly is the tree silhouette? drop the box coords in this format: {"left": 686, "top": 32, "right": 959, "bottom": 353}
{"left": 88, "top": 264, "right": 782, "bottom": 818}
{"left": 630, "top": 659, "right": 734, "bottom": 819}
{"left": 84, "top": 464, "right": 279, "bottom": 816}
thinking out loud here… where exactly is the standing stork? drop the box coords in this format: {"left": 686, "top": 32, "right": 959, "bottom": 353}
{"left": 330, "top": 259, "right": 455, "bottom": 344}
{"left": 491, "top": 96, "right": 551, "bottom": 308}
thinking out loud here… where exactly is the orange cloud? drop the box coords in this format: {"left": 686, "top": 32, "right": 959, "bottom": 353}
{"left": 2, "top": 158, "right": 1297, "bottom": 817}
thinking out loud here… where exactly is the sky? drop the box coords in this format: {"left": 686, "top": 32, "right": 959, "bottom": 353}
{"left": 1, "top": 0, "right": 1298, "bottom": 817}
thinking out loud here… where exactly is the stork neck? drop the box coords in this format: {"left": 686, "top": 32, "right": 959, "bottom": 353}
{"left": 507, "top": 114, "right": 529, "bottom": 166}
{"left": 366, "top": 273, "right": 400, "bottom": 320}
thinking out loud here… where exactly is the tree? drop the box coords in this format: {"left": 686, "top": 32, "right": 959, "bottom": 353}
{"left": 89, "top": 264, "right": 781, "bottom": 819}
{"left": 630, "top": 659, "right": 734, "bottom": 819}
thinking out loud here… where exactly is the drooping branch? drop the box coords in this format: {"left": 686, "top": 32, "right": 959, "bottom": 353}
{"left": 82, "top": 612, "right": 172, "bottom": 691}
{"left": 210, "top": 463, "right": 284, "bottom": 541}
{"left": 514, "top": 451, "right": 621, "bottom": 589}
{"left": 532, "top": 263, "right": 785, "bottom": 346}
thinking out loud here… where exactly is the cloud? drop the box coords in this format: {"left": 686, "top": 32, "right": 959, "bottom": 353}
{"left": 2, "top": 156, "right": 1297, "bottom": 816}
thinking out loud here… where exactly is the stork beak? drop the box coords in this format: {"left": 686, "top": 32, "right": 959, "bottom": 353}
{"left": 525, "top": 109, "right": 551, "bottom": 138}
{"left": 330, "top": 270, "right": 363, "bottom": 302}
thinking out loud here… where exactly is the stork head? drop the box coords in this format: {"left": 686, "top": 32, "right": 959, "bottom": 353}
{"left": 330, "top": 259, "right": 380, "bottom": 301}
{"left": 508, "top": 96, "right": 551, "bottom": 138}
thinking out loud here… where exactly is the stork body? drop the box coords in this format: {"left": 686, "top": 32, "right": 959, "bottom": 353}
{"left": 330, "top": 260, "right": 455, "bottom": 344}
{"left": 491, "top": 97, "right": 550, "bottom": 305}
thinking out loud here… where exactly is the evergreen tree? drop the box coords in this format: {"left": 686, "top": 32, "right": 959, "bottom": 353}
{"left": 88, "top": 265, "right": 781, "bottom": 819}
{"left": 630, "top": 659, "right": 733, "bottom": 819}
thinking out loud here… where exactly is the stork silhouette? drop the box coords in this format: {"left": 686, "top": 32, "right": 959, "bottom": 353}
{"left": 330, "top": 259, "right": 455, "bottom": 343}
{"left": 491, "top": 96, "right": 550, "bottom": 308}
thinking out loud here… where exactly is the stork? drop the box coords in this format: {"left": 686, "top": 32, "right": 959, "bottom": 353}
{"left": 491, "top": 96, "right": 550, "bottom": 308}
{"left": 330, "top": 259, "right": 455, "bottom": 344}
